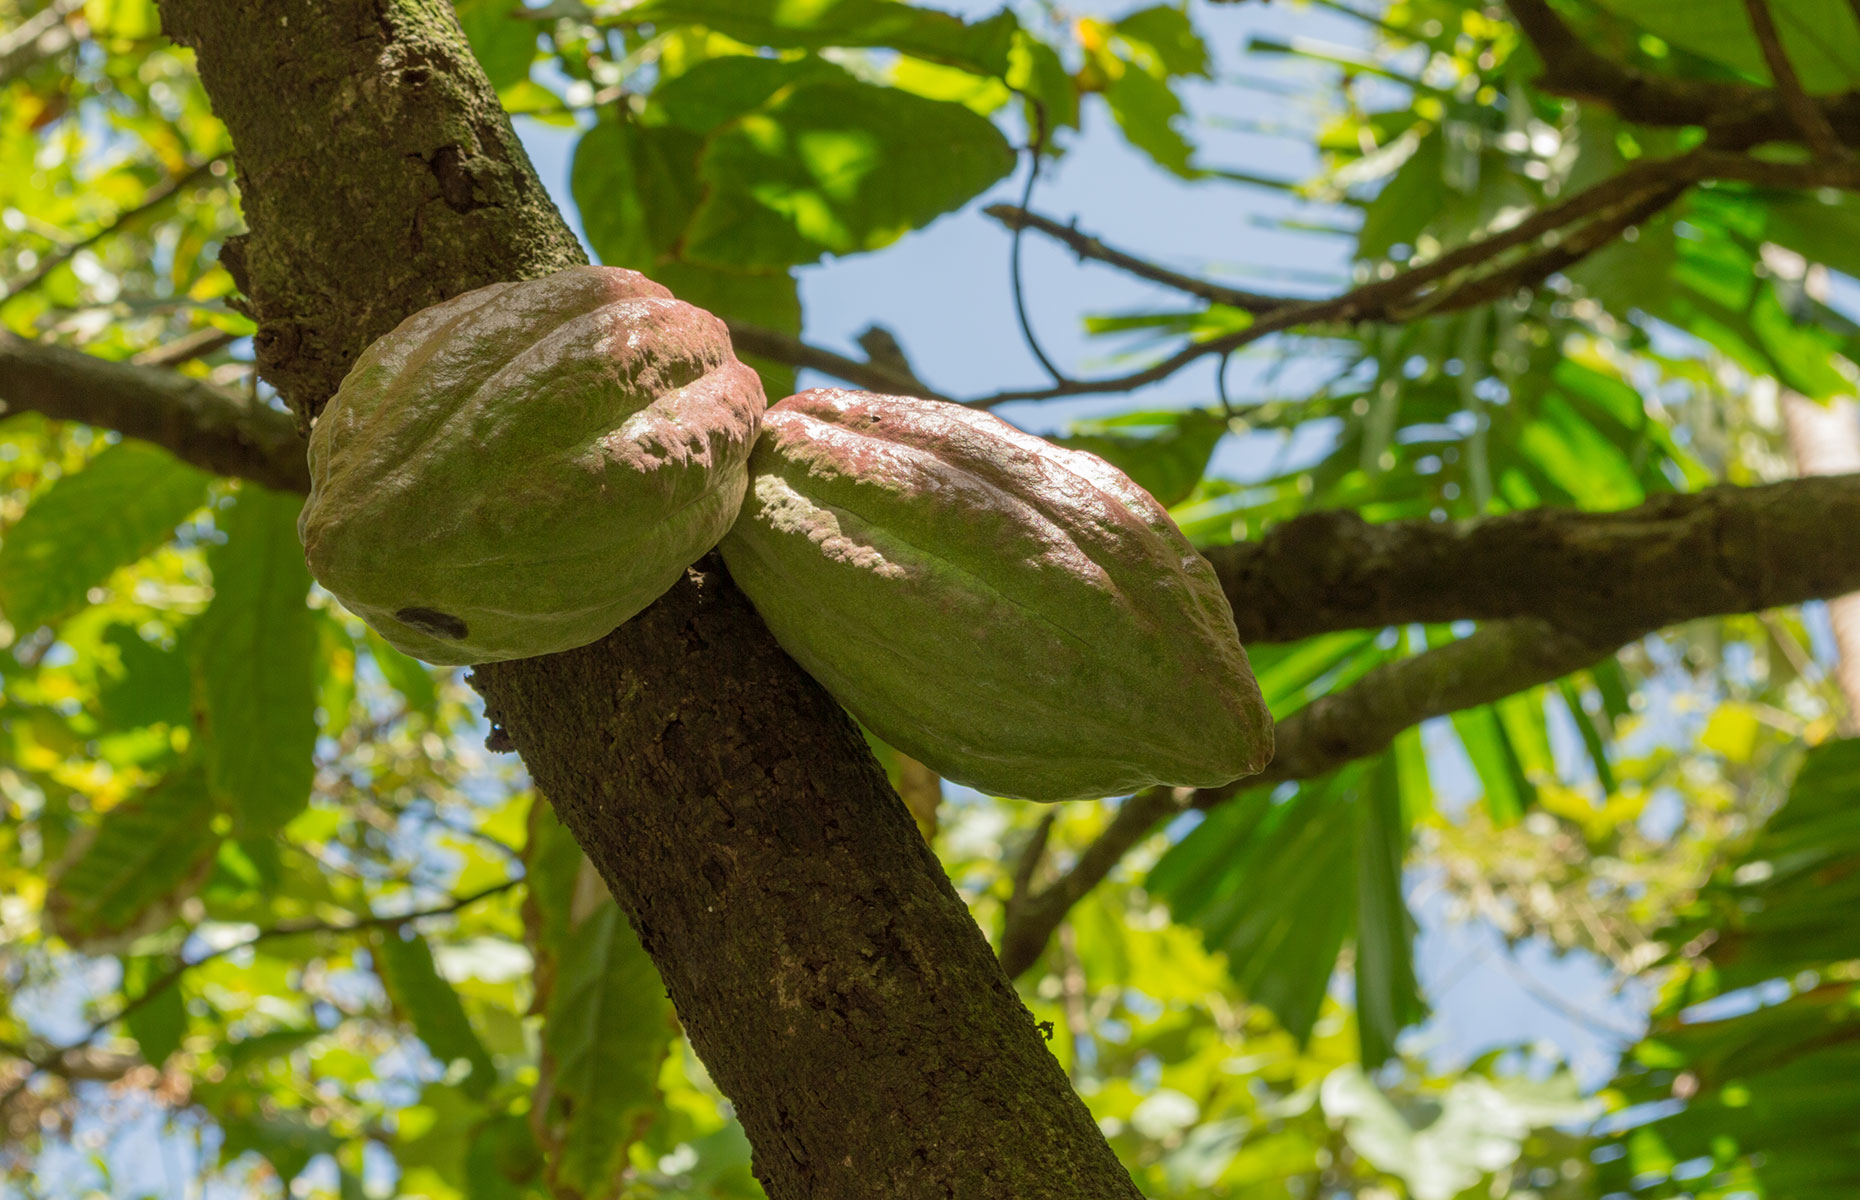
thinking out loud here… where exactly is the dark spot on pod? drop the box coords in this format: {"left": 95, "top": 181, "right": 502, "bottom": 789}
{"left": 396, "top": 607, "right": 469, "bottom": 640}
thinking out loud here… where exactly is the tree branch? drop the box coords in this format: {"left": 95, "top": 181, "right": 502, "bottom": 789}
{"left": 159, "top": 2, "right": 1147, "bottom": 1193}
{"left": 722, "top": 319, "right": 949, "bottom": 401}
{"left": 1742, "top": 0, "right": 1848, "bottom": 160}
{"left": 0, "top": 331, "right": 309, "bottom": 493}
{"left": 1504, "top": 0, "right": 1761, "bottom": 127}
{"left": 999, "top": 474, "right": 1860, "bottom": 975}
{"left": 998, "top": 619, "right": 1622, "bottom": 976}
{"left": 982, "top": 205, "right": 1294, "bottom": 314}
{"left": 1209, "top": 474, "right": 1860, "bottom": 643}
{"left": 967, "top": 150, "right": 1860, "bottom": 407}
{"left": 1503, "top": 0, "right": 1860, "bottom": 151}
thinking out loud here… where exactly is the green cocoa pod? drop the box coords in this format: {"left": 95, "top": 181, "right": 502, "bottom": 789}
{"left": 718, "top": 389, "right": 1273, "bottom": 801}
{"left": 299, "top": 266, "right": 764, "bottom": 665}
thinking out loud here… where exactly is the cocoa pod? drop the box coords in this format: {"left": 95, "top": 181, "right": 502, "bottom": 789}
{"left": 298, "top": 266, "right": 765, "bottom": 665}
{"left": 718, "top": 389, "right": 1273, "bottom": 801}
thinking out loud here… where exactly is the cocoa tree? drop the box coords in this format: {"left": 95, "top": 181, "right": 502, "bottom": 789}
{"left": 4, "top": 1, "right": 1860, "bottom": 1198}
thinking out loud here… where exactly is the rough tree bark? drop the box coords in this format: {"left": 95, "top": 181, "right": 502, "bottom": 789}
{"left": 154, "top": 2, "right": 1141, "bottom": 1196}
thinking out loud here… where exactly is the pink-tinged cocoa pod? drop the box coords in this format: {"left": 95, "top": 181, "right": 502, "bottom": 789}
{"left": 298, "top": 266, "right": 765, "bottom": 665}
{"left": 719, "top": 388, "right": 1274, "bottom": 801}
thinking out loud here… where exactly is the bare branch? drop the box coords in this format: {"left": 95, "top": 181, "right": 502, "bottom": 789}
{"left": 1000, "top": 474, "right": 1860, "bottom": 974}
{"left": 999, "top": 620, "right": 1617, "bottom": 975}
{"left": 130, "top": 326, "right": 240, "bottom": 368}
{"left": 723, "top": 320, "right": 952, "bottom": 402}
{"left": 983, "top": 205, "right": 1294, "bottom": 314}
{"left": 1742, "top": 0, "right": 1849, "bottom": 160}
{"left": 0, "top": 159, "right": 221, "bottom": 303}
{"left": 0, "top": 331, "right": 309, "bottom": 493}
{"left": 966, "top": 150, "right": 1860, "bottom": 408}
{"left": 1209, "top": 474, "right": 1860, "bottom": 643}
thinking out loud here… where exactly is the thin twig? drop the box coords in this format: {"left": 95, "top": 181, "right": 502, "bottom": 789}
{"left": 129, "top": 327, "right": 241, "bottom": 368}
{"left": 723, "top": 320, "right": 950, "bottom": 401}
{"left": 999, "top": 620, "right": 1618, "bottom": 977}
{"left": 0, "top": 159, "right": 222, "bottom": 303}
{"left": 0, "top": 879, "right": 518, "bottom": 1112}
{"left": 1743, "top": 0, "right": 1848, "bottom": 160}
{"left": 1008, "top": 103, "right": 1069, "bottom": 386}
{"left": 985, "top": 206, "right": 1292, "bottom": 314}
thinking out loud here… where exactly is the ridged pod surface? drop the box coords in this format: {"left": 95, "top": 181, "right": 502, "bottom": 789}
{"left": 719, "top": 389, "right": 1273, "bottom": 801}
{"left": 299, "top": 266, "right": 764, "bottom": 664}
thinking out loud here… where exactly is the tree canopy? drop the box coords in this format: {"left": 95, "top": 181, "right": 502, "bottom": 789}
{"left": 2, "top": 0, "right": 1858, "bottom": 1197}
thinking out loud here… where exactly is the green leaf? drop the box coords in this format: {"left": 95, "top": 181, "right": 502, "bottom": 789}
{"left": 1115, "top": 5, "right": 1211, "bottom": 78}
{"left": 217, "top": 1109, "right": 340, "bottom": 1184}
{"left": 0, "top": 441, "right": 209, "bottom": 631}
{"left": 526, "top": 811, "right": 671, "bottom": 1200}
{"left": 649, "top": 54, "right": 845, "bottom": 135}
{"left": 1352, "top": 754, "right": 1424, "bottom": 1066}
{"left": 97, "top": 622, "right": 194, "bottom": 729}
{"left": 1102, "top": 61, "right": 1200, "bottom": 179}
{"left": 626, "top": 0, "right": 1021, "bottom": 76}
{"left": 1149, "top": 768, "right": 1362, "bottom": 1043}
{"left": 1007, "top": 30, "right": 1078, "bottom": 130}
{"left": 47, "top": 766, "right": 220, "bottom": 947}
{"left": 192, "top": 486, "right": 317, "bottom": 837}
{"left": 683, "top": 73, "right": 1015, "bottom": 269}
{"left": 572, "top": 113, "right": 705, "bottom": 269}
{"left": 1448, "top": 705, "right": 1534, "bottom": 823}
{"left": 371, "top": 928, "right": 498, "bottom": 1098}
{"left": 122, "top": 956, "right": 187, "bottom": 1065}
{"left": 455, "top": 0, "right": 535, "bottom": 92}
{"left": 1599, "top": 740, "right": 1860, "bottom": 1199}
{"left": 538, "top": 904, "right": 672, "bottom": 1199}
{"left": 1055, "top": 409, "right": 1227, "bottom": 508}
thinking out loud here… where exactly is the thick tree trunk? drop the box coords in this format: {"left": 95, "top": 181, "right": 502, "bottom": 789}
{"left": 156, "top": 1, "right": 1141, "bottom": 1196}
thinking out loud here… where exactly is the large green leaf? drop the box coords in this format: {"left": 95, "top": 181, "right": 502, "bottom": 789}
{"left": 527, "top": 811, "right": 672, "bottom": 1200}
{"left": 682, "top": 72, "right": 1015, "bottom": 269}
{"left": 1102, "top": 59, "right": 1199, "bottom": 179}
{"left": 46, "top": 766, "right": 219, "bottom": 947}
{"left": 192, "top": 486, "right": 317, "bottom": 836}
{"left": 1149, "top": 767, "right": 1360, "bottom": 1046}
{"left": 371, "top": 928, "right": 498, "bottom": 1098}
{"left": 122, "top": 955, "right": 188, "bottom": 1065}
{"left": 0, "top": 440, "right": 209, "bottom": 631}
{"left": 1152, "top": 751, "right": 1427, "bottom": 1062}
{"left": 625, "top": 0, "right": 1020, "bottom": 76}
{"left": 540, "top": 905, "right": 670, "bottom": 1198}
{"left": 1352, "top": 753, "right": 1425, "bottom": 1066}
{"left": 649, "top": 54, "right": 845, "bottom": 136}
{"left": 455, "top": 0, "right": 535, "bottom": 92}
{"left": 572, "top": 113, "right": 705, "bottom": 269}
